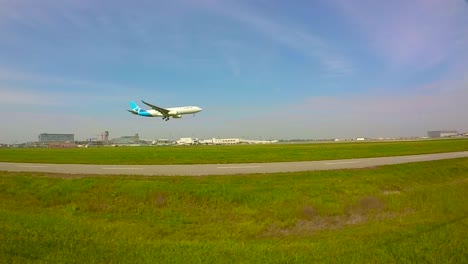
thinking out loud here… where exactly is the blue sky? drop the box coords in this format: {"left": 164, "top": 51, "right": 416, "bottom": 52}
{"left": 1, "top": 0, "right": 467, "bottom": 143}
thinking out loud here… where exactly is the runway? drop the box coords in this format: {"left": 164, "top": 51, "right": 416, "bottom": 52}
{"left": 1, "top": 151, "right": 467, "bottom": 176}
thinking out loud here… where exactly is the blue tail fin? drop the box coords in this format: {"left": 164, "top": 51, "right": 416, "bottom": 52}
{"left": 130, "top": 101, "right": 141, "bottom": 113}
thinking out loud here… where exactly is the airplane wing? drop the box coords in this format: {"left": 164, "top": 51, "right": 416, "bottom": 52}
{"left": 141, "top": 100, "right": 170, "bottom": 116}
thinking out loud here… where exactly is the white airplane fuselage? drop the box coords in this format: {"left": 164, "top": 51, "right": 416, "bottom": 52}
{"left": 144, "top": 106, "right": 202, "bottom": 118}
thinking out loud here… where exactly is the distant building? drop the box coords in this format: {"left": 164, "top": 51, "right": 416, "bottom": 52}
{"left": 112, "top": 134, "right": 140, "bottom": 145}
{"left": 176, "top": 138, "right": 199, "bottom": 145}
{"left": 427, "top": 130, "right": 458, "bottom": 138}
{"left": 213, "top": 138, "right": 241, "bottom": 145}
{"left": 153, "top": 139, "right": 173, "bottom": 145}
{"left": 104, "top": 131, "right": 109, "bottom": 142}
{"left": 38, "top": 133, "right": 75, "bottom": 148}
{"left": 38, "top": 133, "right": 74, "bottom": 142}
{"left": 198, "top": 138, "right": 277, "bottom": 145}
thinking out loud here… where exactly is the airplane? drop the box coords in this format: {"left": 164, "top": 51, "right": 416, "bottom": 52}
{"left": 128, "top": 100, "right": 202, "bottom": 121}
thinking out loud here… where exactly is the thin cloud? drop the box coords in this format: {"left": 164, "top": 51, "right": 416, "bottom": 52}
{"left": 0, "top": 85, "right": 126, "bottom": 107}
{"left": 0, "top": 67, "right": 146, "bottom": 100}
{"left": 229, "top": 77, "right": 468, "bottom": 139}
{"left": 0, "top": 87, "right": 62, "bottom": 106}
{"left": 2, "top": 1, "right": 354, "bottom": 76}
{"left": 332, "top": 0, "right": 468, "bottom": 70}
{"left": 198, "top": 1, "right": 354, "bottom": 76}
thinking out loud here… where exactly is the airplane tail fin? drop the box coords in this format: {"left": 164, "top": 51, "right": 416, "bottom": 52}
{"left": 129, "top": 101, "right": 141, "bottom": 113}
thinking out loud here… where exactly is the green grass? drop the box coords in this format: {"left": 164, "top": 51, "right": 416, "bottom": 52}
{"left": 1, "top": 158, "right": 467, "bottom": 263}
{"left": 1, "top": 138, "right": 468, "bottom": 164}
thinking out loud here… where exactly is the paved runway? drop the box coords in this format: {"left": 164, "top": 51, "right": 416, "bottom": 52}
{"left": 1, "top": 151, "right": 467, "bottom": 176}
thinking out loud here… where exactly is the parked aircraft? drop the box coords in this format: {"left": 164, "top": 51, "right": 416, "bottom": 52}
{"left": 128, "top": 100, "right": 202, "bottom": 121}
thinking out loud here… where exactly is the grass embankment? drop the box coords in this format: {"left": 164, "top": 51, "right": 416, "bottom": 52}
{"left": 1, "top": 158, "right": 467, "bottom": 263}
{"left": 1, "top": 138, "right": 468, "bottom": 164}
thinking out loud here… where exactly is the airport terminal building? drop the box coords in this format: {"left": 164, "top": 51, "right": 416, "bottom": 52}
{"left": 427, "top": 130, "right": 458, "bottom": 138}
{"left": 38, "top": 133, "right": 75, "bottom": 142}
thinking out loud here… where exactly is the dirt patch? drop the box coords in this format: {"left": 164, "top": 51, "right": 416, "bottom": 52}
{"left": 260, "top": 196, "right": 408, "bottom": 238}
{"left": 260, "top": 211, "right": 410, "bottom": 238}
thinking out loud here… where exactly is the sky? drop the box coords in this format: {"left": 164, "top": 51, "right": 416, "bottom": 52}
{"left": 1, "top": 0, "right": 467, "bottom": 143}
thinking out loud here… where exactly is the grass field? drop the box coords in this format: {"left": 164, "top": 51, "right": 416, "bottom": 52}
{"left": 1, "top": 138, "right": 468, "bottom": 164}
{"left": 1, "top": 158, "right": 467, "bottom": 263}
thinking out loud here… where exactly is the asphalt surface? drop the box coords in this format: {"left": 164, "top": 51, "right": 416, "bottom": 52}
{"left": 0, "top": 151, "right": 467, "bottom": 176}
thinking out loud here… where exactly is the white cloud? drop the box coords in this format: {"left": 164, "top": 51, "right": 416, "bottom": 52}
{"left": 219, "top": 77, "right": 468, "bottom": 139}
{"left": 0, "top": 67, "right": 145, "bottom": 104}
{"left": 332, "top": 0, "right": 468, "bottom": 70}
{"left": 197, "top": 1, "right": 354, "bottom": 76}
{"left": 0, "top": 87, "right": 63, "bottom": 106}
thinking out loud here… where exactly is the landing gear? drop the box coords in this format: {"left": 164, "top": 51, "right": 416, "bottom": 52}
{"left": 163, "top": 116, "right": 170, "bottom": 121}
